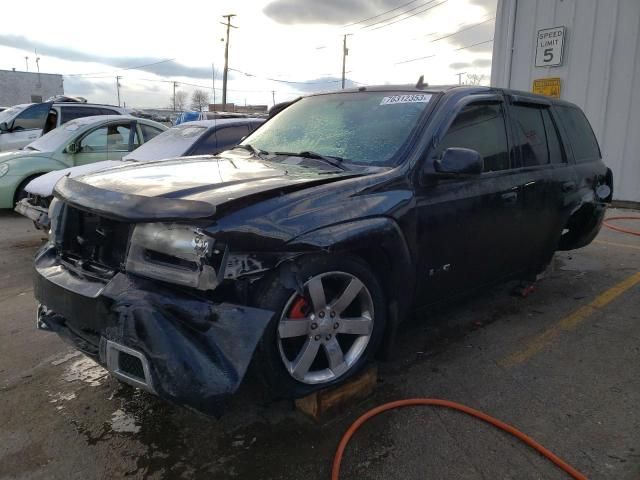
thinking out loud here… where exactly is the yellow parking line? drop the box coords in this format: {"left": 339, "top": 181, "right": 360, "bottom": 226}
{"left": 594, "top": 239, "right": 640, "bottom": 251}
{"left": 501, "top": 271, "right": 640, "bottom": 367}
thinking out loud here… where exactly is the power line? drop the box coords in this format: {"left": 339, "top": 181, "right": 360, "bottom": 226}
{"left": 394, "top": 38, "right": 494, "bottom": 65}
{"left": 365, "top": 0, "right": 449, "bottom": 32}
{"left": 65, "top": 74, "right": 282, "bottom": 94}
{"left": 423, "top": 16, "right": 495, "bottom": 43}
{"left": 228, "top": 67, "right": 347, "bottom": 85}
{"left": 342, "top": 0, "right": 424, "bottom": 28}
{"left": 313, "top": 0, "right": 446, "bottom": 50}
{"left": 453, "top": 38, "right": 494, "bottom": 51}
{"left": 358, "top": 0, "right": 441, "bottom": 31}
{"left": 65, "top": 58, "right": 176, "bottom": 77}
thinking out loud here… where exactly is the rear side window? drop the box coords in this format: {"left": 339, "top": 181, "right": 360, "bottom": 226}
{"left": 139, "top": 124, "right": 164, "bottom": 142}
{"left": 190, "top": 130, "right": 217, "bottom": 155}
{"left": 60, "top": 106, "right": 101, "bottom": 124}
{"left": 437, "top": 103, "right": 510, "bottom": 172}
{"left": 511, "top": 104, "right": 548, "bottom": 166}
{"left": 216, "top": 125, "right": 250, "bottom": 151}
{"left": 100, "top": 108, "right": 120, "bottom": 115}
{"left": 555, "top": 106, "right": 600, "bottom": 162}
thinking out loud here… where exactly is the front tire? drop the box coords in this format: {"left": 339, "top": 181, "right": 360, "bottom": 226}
{"left": 252, "top": 255, "right": 386, "bottom": 398}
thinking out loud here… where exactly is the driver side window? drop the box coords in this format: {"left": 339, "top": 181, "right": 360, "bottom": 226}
{"left": 436, "top": 103, "right": 510, "bottom": 172}
{"left": 79, "top": 127, "right": 108, "bottom": 152}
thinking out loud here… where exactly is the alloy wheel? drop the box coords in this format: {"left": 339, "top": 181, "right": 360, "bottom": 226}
{"left": 277, "top": 271, "right": 375, "bottom": 384}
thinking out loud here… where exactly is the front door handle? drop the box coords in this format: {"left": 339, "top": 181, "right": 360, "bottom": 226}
{"left": 562, "top": 181, "right": 576, "bottom": 192}
{"left": 501, "top": 191, "right": 518, "bottom": 204}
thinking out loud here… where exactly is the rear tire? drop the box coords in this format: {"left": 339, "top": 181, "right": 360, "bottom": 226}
{"left": 251, "top": 254, "right": 386, "bottom": 399}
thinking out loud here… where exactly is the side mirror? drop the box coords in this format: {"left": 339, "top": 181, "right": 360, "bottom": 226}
{"left": 66, "top": 142, "right": 80, "bottom": 154}
{"left": 434, "top": 148, "right": 483, "bottom": 175}
{"left": 0, "top": 122, "right": 9, "bottom": 133}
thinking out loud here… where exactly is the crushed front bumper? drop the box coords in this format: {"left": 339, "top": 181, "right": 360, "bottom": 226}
{"left": 34, "top": 245, "right": 274, "bottom": 416}
{"left": 15, "top": 197, "right": 50, "bottom": 229}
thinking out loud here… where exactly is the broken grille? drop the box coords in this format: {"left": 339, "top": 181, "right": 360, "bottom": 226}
{"left": 59, "top": 206, "right": 132, "bottom": 277}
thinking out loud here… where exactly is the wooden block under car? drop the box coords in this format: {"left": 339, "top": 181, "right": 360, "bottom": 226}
{"left": 295, "top": 365, "right": 378, "bottom": 421}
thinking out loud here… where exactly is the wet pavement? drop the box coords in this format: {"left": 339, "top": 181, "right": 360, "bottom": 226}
{"left": 1, "top": 208, "right": 639, "bottom": 479}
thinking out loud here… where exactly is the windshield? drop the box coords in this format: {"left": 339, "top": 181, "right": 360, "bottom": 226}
{"left": 243, "top": 91, "right": 432, "bottom": 166}
{"left": 124, "top": 124, "right": 207, "bottom": 160}
{"left": 27, "top": 119, "right": 86, "bottom": 152}
{"left": 0, "top": 104, "right": 30, "bottom": 124}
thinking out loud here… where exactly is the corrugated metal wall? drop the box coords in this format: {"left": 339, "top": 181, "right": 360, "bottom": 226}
{"left": 491, "top": 0, "right": 640, "bottom": 203}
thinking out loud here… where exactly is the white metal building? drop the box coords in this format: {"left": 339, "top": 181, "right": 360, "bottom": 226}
{"left": 0, "top": 70, "right": 64, "bottom": 107}
{"left": 491, "top": 0, "right": 640, "bottom": 204}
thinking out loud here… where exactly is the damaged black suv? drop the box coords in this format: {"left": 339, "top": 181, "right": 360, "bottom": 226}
{"left": 34, "top": 85, "right": 613, "bottom": 415}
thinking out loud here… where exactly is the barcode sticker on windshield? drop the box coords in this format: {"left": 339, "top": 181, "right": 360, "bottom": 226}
{"left": 380, "top": 94, "right": 432, "bottom": 105}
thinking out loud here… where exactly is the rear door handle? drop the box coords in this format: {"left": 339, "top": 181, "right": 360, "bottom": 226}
{"left": 562, "top": 181, "right": 576, "bottom": 192}
{"left": 501, "top": 191, "right": 518, "bottom": 204}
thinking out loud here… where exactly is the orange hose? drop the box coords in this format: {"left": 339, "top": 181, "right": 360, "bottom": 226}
{"left": 603, "top": 216, "right": 640, "bottom": 237}
{"left": 331, "top": 398, "right": 588, "bottom": 480}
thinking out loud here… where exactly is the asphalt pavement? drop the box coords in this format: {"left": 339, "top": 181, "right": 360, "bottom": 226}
{"left": 1, "top": 208, "right": 639, "bottom": 479}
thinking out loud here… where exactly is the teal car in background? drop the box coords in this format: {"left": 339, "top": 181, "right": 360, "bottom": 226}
{"left": 0, "top": 115, "right": 166, "bottom": 208}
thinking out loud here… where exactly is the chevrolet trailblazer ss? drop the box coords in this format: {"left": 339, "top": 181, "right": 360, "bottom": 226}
{"left": 33, "top": 84, "right": 613, "bottom": 415}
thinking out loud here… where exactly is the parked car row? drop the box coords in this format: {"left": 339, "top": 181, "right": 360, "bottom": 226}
{"left": 14, "top": 117, "right": 264, "bottom": 227}
{"left": 28, "top": 83, "right": 612, "bottom": 416}
{"left": 0, "top": 100, "right": 127, "bottom": 152}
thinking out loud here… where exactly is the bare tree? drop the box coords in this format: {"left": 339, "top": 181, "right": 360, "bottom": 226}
{"left": 169, "top": 90, "right": 189, "bottom": 111}
{"left": 466, "top": 73, "right": 486, "bottom": 86}
{"left": 191, "top": 89, "right": 210, "bottom": 112}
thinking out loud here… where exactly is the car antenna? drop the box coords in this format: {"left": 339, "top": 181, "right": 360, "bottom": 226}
{"left": 415, "top": 75, "right": 428, "bottom": 89}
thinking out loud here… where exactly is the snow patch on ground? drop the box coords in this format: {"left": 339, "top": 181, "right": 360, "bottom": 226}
{"left": 110, "top": 409, "right": 141, "bottom": 433}
{"left": 47, "top": 391, "right": 77, "bottom": 411}
{"left": 51, "top": 351, "right": 82, "bottom": 366}
{"left": 63, "top": 357, "right": 107, "bottom": 386}
{"left": 49, "top": 392, "right": 77, "bottom": 403}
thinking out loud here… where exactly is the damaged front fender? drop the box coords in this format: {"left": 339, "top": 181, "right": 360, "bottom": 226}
{"left": 34, "top": 247, "right": 274, "bottom": 416}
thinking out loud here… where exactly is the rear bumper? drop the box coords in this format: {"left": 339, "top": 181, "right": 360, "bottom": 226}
{"left": 15, "top": 198, "right": 50, "bottom": 229}
{"left": 34, "top": 245, "right": 274, "bottom": 416}
{"left": 558, "top": 201, "right": 607, "bottom": 251}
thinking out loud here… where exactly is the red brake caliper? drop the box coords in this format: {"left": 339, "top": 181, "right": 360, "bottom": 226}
{"left": 289, "top": 296, "right": 309, "bottom": 319}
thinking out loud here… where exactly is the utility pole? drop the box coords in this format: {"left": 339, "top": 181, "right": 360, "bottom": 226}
{"left": 272, "top": 90, "right": 276, "bottom": 107}
{"left": 24, "top": 56, "right": 29, "bottom": 72}
{"left": 456, "top": 72, "right": 467, "bottom": 85}
{"left": 221, "top": 14, "right": 237, "bottom": 110}
{"left": 341, "top": 34, "right": 351, "bottom": 89}
{"left": 116, "top": 76, "right": 122, "bottom": 107}
{"left": 212, "top": 63, "right": 216, "bottom": 110}
{"left": 173, "top": 81, "right": 178, "bottom": 112}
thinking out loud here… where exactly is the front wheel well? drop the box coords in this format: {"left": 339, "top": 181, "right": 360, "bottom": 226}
{"left": 13, "top": 173, "right": 46, "bottom": 205}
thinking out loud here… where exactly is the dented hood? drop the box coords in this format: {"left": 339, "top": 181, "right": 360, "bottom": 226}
{"left": 54, "top": 152, "right": 356, "bottom": 221}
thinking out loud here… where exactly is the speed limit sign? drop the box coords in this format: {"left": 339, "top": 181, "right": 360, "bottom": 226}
{"left": 535, "top": 26, "right": 565, "bottom": 67}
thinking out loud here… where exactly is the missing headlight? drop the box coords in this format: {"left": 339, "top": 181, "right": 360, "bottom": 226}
{"left": 126, "top": 223, "right": 223, "bottom": 290}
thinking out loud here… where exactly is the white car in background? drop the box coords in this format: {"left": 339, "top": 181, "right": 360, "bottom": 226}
{"left": 0, "top": 101, "right": 127, "bottom": 152}
{"left": 16, "top": 117, "right": 264, "bottom": 228}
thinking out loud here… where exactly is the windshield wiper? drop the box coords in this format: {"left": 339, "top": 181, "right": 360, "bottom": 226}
{"left": 274, "top": 151, "right": 347, "bottom": 171}
{"left": 232, "top": 144, "right": 268, "bottom": 159}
